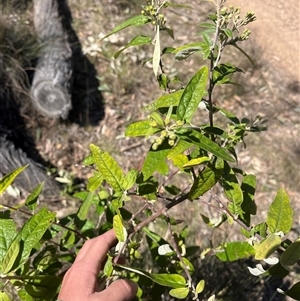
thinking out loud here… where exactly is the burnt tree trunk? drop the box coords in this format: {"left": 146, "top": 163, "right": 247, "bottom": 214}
{"left": 31, "top": 0, "right": 73, "bottom": 119}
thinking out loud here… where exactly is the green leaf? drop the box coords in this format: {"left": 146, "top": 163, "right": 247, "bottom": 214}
{"left": 195, "top": 279, "right": 205, "bottom": 294}
{"left": 25, "top": 183, "right": 44, "bottom": 211}
{"left": 0, "top": 165, "right": 28, "bottom": 195}
{"left": 222, "top": 166, "right": 244, "bottom": 217}
{"left": 141, "top": 140, "right": 170, "bottom": 181}
{"left": 77, "top": 191, "right": 95, "bottom": 221}
{"left": 241, "top": 174, "right": 257, "bottom": 226}
{"left": 216, "top": 241, "right": 255, "bottom": 261}
{"left": 137, "top": 176, "right": 158, "bottom": 200}
{"left": 123, "top": 169, "right": 138, "bottom": 190}
{"left": 222, "top": 28, "right": 233, "bottom": 38}
{"left": 113, "top": 215, "right": 126, "bottom": 242}
{"left": 153, "top": 25, "right": 161, "bottom": 77}
{"left": 18, "top": 289, "right": 34, "bottom": 301}
{"left": 0, "top": 212, "right": 16, "bottom": 263}
{"left": 255, "top": 233, "right": 282, "bottom": 260}
{"left": 116, "top": 264, "right": 186, "bottom": 288}
{"left": 189, "top": 161, "right": 224, "bottom": 200}
{"left": 179, "top": 257, "right": 195, "bottom": 274}
{"left": 213, "top": 63, "right": 243, "bottom": 85}
{"left": 169, "top": 287, "right": 189, "bottom": 299}
{"left": 280, "top": 238, "right": 300, "bottom": 267}
{"left": 103, "top": 255, "right": 113, "bottom": 277}
{"left": 183, "top": 156, "right": 210, "bottom": 167}
{"left": 143, "top": 90, "right": 184, "bottom": 112}
{"left": 278, "top": 282, "right": 300, "bottom": 300}
{"left": 1, "top": 238, "right": 20, "bottom": 274}
{"left": 172, "top": 42, "right": 203, "bottom": 60}
{"left": 24, "top": 276, "right": 61, "bottom": 300}
{"left": 177, "top": 66, "right": 208, "bottom": 123}
{"left": 3, "top": 208, "right": 55, "bottom": 272}
{"left": 0, "top": 292, "right": 10, "bottom": 301}
{"left": 125, "top": 120, "right": 161, "bottom": 137}
{"left": 266, "top": 188, "right": 293, "bottom": 234}
{"left": 101, "top": 15, "right": 150, "bottom": 40}
{"left": 90, "top": 144, "right": 125, "bottom": 192}
{"left": 151, "top": 273, "right": 186, "bottom": 288}
{"left": 82, "top": 154, "right": 94, "bottom": 166}
{"left": 169, "top": 154, "right": 189, "bottom": 171}
{"left": 114, "top": 35, "right": 152, "bottom": 58}
{"left": 87, "top": 171, "right": 103, "bottom": 192}
{"left": 167, "top": 139, "right": 193, "bottom": 159}
{"left": 176, "top": 129, "right": 235, "bottom": 162}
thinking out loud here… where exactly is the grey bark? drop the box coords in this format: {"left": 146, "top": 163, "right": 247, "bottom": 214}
{"left": 31, "top": 0, "right": 73, "bottom": 119}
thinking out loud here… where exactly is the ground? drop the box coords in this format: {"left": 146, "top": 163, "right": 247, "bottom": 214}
{"left": 1, "top": 0, "right": 299, "bottom": 300}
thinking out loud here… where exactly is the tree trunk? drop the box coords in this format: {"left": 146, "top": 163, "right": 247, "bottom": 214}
{"left": 31, "top": 0, "right": 73, "bottom": 119}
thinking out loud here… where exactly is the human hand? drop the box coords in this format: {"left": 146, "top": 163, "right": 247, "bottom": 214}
{"left": 58, "top": 229, "right": 137, "bottom": 301}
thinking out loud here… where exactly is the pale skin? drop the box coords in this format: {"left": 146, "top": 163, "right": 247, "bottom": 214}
{"left": 58, "top": 229, "right": 138, "bottom": 301}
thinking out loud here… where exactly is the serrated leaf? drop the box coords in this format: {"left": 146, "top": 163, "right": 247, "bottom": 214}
{"left": 176, "top": 129, "right": 235, "bottom": 162}
{"left": 280, "top": 238, "right": 300, "bottom": 267}
{"left": 0, "top": 165, "right": 28, "bottom": 195}
{"left": 169, "top": 287, "right": 189, "bottom": 299}
{"left": 153, "top": 26, "right": 161, "bottom": 77}
{"left": 141, "top": 140, "right": 170, "bottom": 181}
{"left": 177, "top": 66, "right": 208, "bottom": 122}
{"left": 87, "top": 171, "right": 103, "bottom": 192}
{"left": 125, "top": 120, "right": 160, "bottom": 137}
{"left": 255, "top": 233, "right": 282, "bottom": 260}
{"left": 183, "top": 156, "right": 210, "bottom": 167}
{"left": 101, "top": 15, "right": 150, "bottom": 40}
{"left": 90, "top": 144, "right": 125, "bottom": 192}
{"left": 25, "top": 182, "right": 44, "bottom": 211}
{"left": 143, "top": 90, "right": 184, "bottom": 112}
{"left": 195, "top": 279, "right": 205, "bottom": 294}
{"left": 216, "top": 241, "right": 255, "bottom": 261}
{"left": 189, "top": 162, "right": 223, "bottom": 200}
{"left": 266, "top": 188, "right": 293, "bottom": 234}
{"left": 77, "top": 191, "right": 95, "bottom": 221}
{"left": 278, "top": 282, "right": 300, "bottom": 300}
{"left": 114, "top": 35, "right": 152, "bottom": 58}
{"left": 113, "top": 215, "right": 126, "bottom": 242}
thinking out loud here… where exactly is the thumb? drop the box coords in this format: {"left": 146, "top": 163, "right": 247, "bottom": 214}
{"left": 94, "top": 279, "right": 138, "bottom": 301}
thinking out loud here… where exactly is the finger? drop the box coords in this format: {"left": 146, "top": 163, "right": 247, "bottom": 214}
{"left": 92, "top": 280, "right": 138, "bottom": 301}
{"left": 75, "top": 229, "right": 116, "bottom": 264}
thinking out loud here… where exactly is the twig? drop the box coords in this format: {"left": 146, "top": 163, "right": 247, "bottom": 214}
{"left": 166, "top": 214, "right": 199, "bottom": 300}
